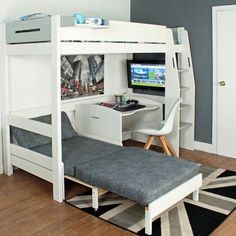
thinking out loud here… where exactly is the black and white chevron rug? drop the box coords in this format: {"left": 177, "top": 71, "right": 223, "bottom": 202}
{"left": 66, "top": 165, "right": 236, "bottom": 235}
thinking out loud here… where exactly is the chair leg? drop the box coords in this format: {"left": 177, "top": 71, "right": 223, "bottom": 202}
{"left": 164, "top": 136, "right": 177, "bottom": 157}
{"left": 144, "top": 135, "right": 155, "bottom": 150}
{"left": 158, "top": 136, "right": 172, "bottom": 156}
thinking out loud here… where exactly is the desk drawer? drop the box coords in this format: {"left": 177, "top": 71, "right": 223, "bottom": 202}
{"left": 75, "top": 104, "right": 122, "bottom": 145}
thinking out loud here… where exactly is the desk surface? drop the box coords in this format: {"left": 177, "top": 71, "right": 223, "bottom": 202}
{"left": 75, "top": 102, "right": 162, "bottom": 146}
{"left": 119, "top": 104, "right": 160, "bottom": 117}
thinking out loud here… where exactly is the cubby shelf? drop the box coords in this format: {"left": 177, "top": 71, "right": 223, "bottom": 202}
{"left": 178, "top": 68, "right": 189, "bottom": 73}
{"left": 180, "top": 103, "right": 191, "bottom": 110}
{"left": 180, "top": 86, "right": 190, "bottom": 91}
{"left": 180, "top": 121, "right": 192, "bottom": 130}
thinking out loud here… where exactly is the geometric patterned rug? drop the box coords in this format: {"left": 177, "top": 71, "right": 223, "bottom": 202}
{"left": 67, "top": 165, "right": 236, "bottom": 235}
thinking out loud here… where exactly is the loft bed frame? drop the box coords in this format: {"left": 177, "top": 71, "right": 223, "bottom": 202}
{"left": 1, "top": 15, "right": 200, "bottom": 235}
{"left": 2, "top": 15, "right": 192, "bottom": 202}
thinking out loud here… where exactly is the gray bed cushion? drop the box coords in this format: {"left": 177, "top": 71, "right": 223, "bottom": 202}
{"left": 74, "top": 147, "right": 199, "bottom": 205}
{"left": 31, "top": 135, "right": 123, "bottom": 176}
{"left": 11, "top": 112, "right": 77, "bottom": 149}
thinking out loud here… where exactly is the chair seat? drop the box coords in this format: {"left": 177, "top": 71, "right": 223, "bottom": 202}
{"left": 136, "top": 128, "right": 166, "bottom": 136}
{"left": 134, "top": 99, "right": 182, "bottom": 156}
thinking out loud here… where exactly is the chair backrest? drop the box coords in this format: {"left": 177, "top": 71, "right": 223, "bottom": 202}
{"left": 161, "top": 98, "right": 182, "bottom": 135}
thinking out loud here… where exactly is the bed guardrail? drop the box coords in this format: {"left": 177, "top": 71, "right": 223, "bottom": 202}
{"left": 8, "top": 115, "right": 52, "bottom": 137}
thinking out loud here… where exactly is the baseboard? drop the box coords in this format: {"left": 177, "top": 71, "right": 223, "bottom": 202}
{"left": 194, "top": 141, "right": 216, "bottom": 154}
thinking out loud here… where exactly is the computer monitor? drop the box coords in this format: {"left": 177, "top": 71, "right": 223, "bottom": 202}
{"left": 127, "top": 60, "right": 166, "bottom": 91}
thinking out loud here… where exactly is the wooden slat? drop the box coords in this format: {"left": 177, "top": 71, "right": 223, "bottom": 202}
{"left": 6, "top": 43, "right": 51, "bottom": 56}
{"left": 11, "top": 106, "right": 52, "bottom": 118}
{"left": 8, "top": 115, "right": 52, "bottom": 137}
{"left": 11, "top": 155, "right": 53, "bottom": 183}
{"left": 64, "top": 175, "right": 95, "bottom": 188}
{"left": 10, "top": 95, "right": 109, "bottom": 118}
{"left": 10, "top": 144, "right": 52, "bottom": 170}
{"left": 64, "top": 175, "right": 108, "bottom": 197}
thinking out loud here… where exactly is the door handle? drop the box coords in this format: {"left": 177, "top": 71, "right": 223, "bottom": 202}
{"left": 219, "top": 81, "right": 226, "bottom": 86}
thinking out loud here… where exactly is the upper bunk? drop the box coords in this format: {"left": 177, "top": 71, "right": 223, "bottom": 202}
{"left": 4, "top": 15, "right": 182, "bottom": 55}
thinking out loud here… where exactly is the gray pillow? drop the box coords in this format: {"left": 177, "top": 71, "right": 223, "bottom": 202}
{"left": 11, "top": 111, "right": 77, "bottom": 149}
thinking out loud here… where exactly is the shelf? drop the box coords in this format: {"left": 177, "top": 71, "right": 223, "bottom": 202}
{"left": 178, "top": 68, "right": 189, "bottom": 73}
{"left": 180, "top": 103, "right": 191, "bottom": 110}
{"left": 180, "top": 86, "right": 190, "bottom": 92}
{"left": 180, "top": 122, "right": 192, "bottom": 130}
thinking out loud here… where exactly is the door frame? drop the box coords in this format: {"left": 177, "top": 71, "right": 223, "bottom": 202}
{"left": 212, "top": 4, "right": 236, "bottom": 154}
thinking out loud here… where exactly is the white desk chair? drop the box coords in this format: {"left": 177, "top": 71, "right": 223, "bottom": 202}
{"left": 135, "top": 99, "right": 182, "bottom": 157}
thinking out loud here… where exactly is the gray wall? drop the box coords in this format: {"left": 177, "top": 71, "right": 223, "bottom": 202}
{"left": 131, "top": 0, "right": 236, "bottom": 144}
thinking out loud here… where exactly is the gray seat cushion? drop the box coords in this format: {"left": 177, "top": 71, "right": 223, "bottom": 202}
{"left": 74, "top": 147, "right": 199, "bottom": 205}
{"left": 31, "top": 135, "right": 123, "bottom": 176}
{"left": 11, "top": 112, "right": 77, "bottom": 149}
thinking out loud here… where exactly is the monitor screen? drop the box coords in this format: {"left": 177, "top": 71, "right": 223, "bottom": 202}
{"left": 127, "top": 60, "right": 165, "bottom": 91}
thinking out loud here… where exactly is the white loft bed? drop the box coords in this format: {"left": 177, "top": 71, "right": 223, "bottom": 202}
{"left": 1, "top": 16, "right": 199, "bottom": 235}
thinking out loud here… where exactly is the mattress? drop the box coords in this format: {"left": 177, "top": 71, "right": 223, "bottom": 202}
{"left": 32, "top": 133, "right": 199, "bottom": 205}
{"left": 74, "top": 147, "right": 199, "bottom": 205}
{"left": 31, "top": 135, "right": 123, "bottom": 176}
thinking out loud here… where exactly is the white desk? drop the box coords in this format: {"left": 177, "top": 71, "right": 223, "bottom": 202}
{"left": 75, "top": 102, "right": 162, "bottom": 146}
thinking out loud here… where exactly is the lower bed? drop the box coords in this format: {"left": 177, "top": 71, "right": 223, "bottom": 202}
{"left": 31, "top": 134, "right": 202, "bottom": 235}
{"left": 12, "top": 112, "right": 202, "bottom": 235}
{"left": 31, "top": 136, "right": 198, "bottom": 203}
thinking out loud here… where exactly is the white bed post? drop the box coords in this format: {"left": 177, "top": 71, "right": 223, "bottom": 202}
{"left": 51, "top": 15, "right": 64, "bottom": 202}
{"left": 192, "top": 189, "right": 199, "bottom": 201}
{"left": 145, "top": 206, "right": 152, "bottom": 235}
{"left": 1, "top": 23, "right": 13, "bottom": 176}
{"left": 92, "top": 187, "right": 99, "bottom": 211}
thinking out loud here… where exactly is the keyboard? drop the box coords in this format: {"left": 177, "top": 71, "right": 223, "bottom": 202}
{"left": 113, "top": 104, "right": 146, "bottom": 112}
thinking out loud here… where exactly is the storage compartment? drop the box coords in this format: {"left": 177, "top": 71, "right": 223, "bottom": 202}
{"left": 6, "top": 16, "right": 75, "bottom": 44}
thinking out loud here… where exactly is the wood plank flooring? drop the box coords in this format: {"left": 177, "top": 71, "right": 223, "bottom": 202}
{"left": 0, "top": 142, "right": 235, "bottom": 235}
{"left": 0, "top": 170, "right": 133, "bottom": 236}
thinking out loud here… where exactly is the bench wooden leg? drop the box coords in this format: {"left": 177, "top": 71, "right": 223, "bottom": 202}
{"left": 92, "top": 187, "right": 99, "bottom": 211}
{"left": 145, "top": 206, "right": 152, "bottom": 235}
{"left": 192, "top": 189, "right": 199, "bottom": 201}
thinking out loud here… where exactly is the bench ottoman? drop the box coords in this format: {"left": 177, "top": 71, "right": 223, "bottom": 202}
{"left": 75, "top": 147, "right": 202, "bottom": 235}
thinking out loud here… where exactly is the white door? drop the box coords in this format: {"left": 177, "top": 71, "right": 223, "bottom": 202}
{"left": 213, "top": 5, "right": 236, "bottom": 158}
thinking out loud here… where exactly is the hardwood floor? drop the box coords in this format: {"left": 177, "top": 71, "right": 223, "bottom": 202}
{"left": 124, "top": 139, "right": 236, "bottom": 171}
{"left": 0, "top": 143, "right": 235, "bottom": 235}
{"left": 0, "top": 170, "right": 133, "bottom": 236}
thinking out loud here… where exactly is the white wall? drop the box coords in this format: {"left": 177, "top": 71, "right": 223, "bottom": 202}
{"left": 0, "top": 0, "right": 131, "bottom": 174}
{"left": 1, "top": 0, "right": 130, "bottom": 22}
